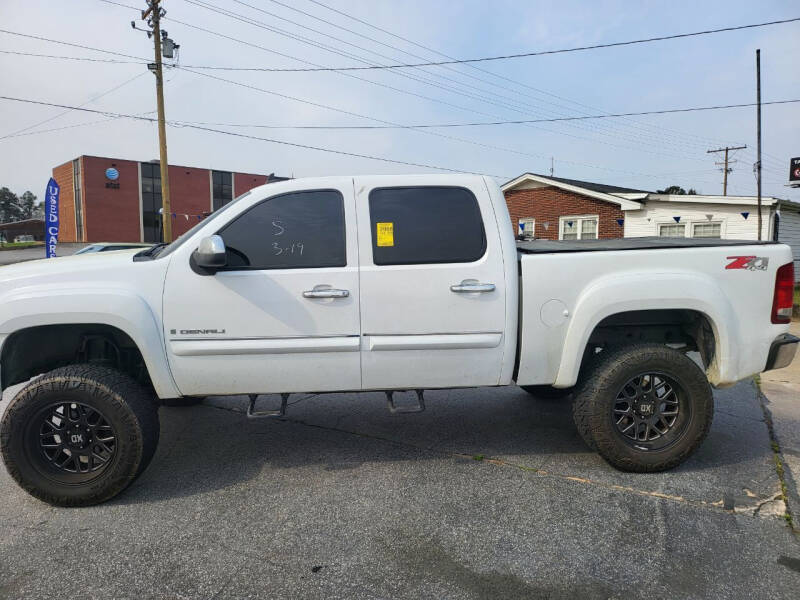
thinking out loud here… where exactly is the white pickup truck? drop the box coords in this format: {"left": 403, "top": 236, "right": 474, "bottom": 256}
{"left": 0, "top": 174, "right": 797, "bottom": 506}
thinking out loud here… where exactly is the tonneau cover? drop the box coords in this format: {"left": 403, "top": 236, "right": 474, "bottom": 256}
{"left": 517, "top": 236, "right": 776, "bottom": 254}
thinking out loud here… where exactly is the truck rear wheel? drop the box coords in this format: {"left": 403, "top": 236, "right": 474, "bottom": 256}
{"left": 572, "top": 344, "right": 713, "bottom": 472}
{"left": 0, "top": 365, "right": 159, "bottom": 506}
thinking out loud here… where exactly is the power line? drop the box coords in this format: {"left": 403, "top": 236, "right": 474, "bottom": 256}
{"left": 172, "top": 2, "right": 726, "bottom": 163}
{"left": 173, "top": 99, "right": 800, "bottom": 129}
{"left": 1, "top": 110, "right": 157, "bottom": 139}
{"left": 7, "top": 17, "right": 786, "bottom": 177}
{"left": 0, "top": 95, "right": 509, "bottom": 178}
{"left": 0, "top": 21, "right": 771, "bottom": 161}
{"left": 3, "top": 29, "right": 786, "bottom": 173}
{"left": 1, "top": 32, "right": 789, "bottom": 159}
{"left": 1, "top": 24, "right": 562, "bottom": 164}
{"left": 221, "top": 0, "right": 728, "bottom": 156}
{"left": 224, "top": 0, "right": 759, "bottom": 162}
{"left": 302, "top": 0, "right": 745, "bottom": 151}
{"left": 0, "top": 27, "right": 145, "bottom": 61}
{"left": 163, "top": 16, "right": 800, "bottom": 72}
{"left": 0, "top": 48, "right": 145, "bottom": 64}
{"left": 0, "top": 92, "right": 746, "bottom": 184}
{"left": 2, "top": 13, "right": 780, "bottom": 157}
{"left": 135, "top": 2, "right": 790, "bottom": 161}
{"left": 95, "top": 1, "right": 777, "bottom": 156}
{"left": 0, "top": 71, "right": 147, "bottom": 140}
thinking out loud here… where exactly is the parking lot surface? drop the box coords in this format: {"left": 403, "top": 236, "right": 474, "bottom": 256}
{"left": 0, "top": 243, "right": 87, "bottom": 266}
{"left": 1, "top": 380, "right": 799, "bottom": 599}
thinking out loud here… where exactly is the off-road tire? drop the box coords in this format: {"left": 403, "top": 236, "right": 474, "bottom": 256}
{"left": 519, "top": 385, "right": 574, "bottom": 400}
{"left": 0, "top": 365, "right": 159, "bottom": 506}
{"left": 572, "top": 344, "right": 713, "bottom": 472}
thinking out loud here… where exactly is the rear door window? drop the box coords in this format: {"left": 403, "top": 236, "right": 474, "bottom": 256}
{"left": 368, "top": 186, "right": 486, "bottom": 265}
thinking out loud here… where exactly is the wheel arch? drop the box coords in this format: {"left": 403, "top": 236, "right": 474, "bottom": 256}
{"left": 0, "top": 291, "right": 179, "bottom": 398}
{"left": 553, "top": 272, "right": 738, "bottom": 388}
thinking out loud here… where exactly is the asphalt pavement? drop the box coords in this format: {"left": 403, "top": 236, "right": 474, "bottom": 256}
{"left": 1, "top": 379, "right": 799, "bottom": 599}
{"left": 0, "top": 243, "right": 87, "bottom": 266}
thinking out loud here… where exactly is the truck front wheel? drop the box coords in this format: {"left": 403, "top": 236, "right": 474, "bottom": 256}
{"left": 0, "top": 365, "right": 159, "bottom": 506}
{"left": 572, "top": 344, "right": 713, "bottom": 472}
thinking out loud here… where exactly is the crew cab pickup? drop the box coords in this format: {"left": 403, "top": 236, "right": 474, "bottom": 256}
{"left": 0, "top": 174, "right": 796, "bottom": 506}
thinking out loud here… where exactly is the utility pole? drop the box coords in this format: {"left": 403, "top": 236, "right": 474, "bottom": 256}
{"left": 755, "top": 48, "right": 762, "bottom": 240}
{"left": 550, "top": 157, "right": 554, "bottom": 177}
{"left": 134, "top": 0, "right": 176, "bottom": 242}
{"left": 707, "top": 145, "right": 746, "bottom": 196}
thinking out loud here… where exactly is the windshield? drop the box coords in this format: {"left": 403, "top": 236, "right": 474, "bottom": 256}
{"left": 152, "top": 191, "right": 253, "bottom": 260}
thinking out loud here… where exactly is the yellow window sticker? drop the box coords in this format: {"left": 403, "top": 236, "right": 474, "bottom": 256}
{"left": 376, "top": 222, "right": 394, "bottom": 247}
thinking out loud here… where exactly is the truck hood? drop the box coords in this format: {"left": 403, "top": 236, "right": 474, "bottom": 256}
{"left": 0, "top": 249, "right": 144, "bottom": 290}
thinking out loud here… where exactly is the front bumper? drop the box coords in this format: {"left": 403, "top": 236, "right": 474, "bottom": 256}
{"left": 764, "top": 334, "right": 799, "bottom": 372}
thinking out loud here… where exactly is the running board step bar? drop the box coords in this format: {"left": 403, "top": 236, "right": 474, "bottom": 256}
{"left": 385, "top": 390, "right": 425, "bottom": 414}
{"left": 247, "top": 393, "right": 289, "bottom": 419}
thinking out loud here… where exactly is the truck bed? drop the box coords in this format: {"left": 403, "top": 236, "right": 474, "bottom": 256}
{"left": 517, "top": 236, "right": 777, "bottom": 254}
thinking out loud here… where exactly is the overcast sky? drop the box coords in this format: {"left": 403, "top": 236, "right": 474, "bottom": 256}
{"left": 1, "top": 0, "right": 798, "bottom": 201}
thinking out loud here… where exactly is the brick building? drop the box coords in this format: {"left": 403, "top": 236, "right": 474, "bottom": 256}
{"left": 502, "top": 173, "right": 644, "bottom": 240}
{"left": 52, "top": 155, "right": 288, "bottom": 243}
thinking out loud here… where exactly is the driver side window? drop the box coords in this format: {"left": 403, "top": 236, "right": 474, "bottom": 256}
{"left": 216, "top": 189, "right": 346, "bottom": 270}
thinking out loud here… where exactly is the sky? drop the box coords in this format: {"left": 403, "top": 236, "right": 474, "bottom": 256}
{"left": 0, "top": 0, "right": 798, "bottom": 202}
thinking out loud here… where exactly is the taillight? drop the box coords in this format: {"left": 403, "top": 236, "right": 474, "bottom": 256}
{"left": 772, "top": 262, "right": 795, "bottom": 324}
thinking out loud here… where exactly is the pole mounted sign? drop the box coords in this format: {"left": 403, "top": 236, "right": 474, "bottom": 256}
{"left": 45, "top": 177, "right": 60, "bottom": 258}
{"left": 790, "top": 157, "right": 800, "bottom": 183}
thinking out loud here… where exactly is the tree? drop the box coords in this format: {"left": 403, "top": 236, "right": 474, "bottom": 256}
{"left": 0, "top": 187, "right": 21, "bottom": 223}
{"left": 19, "top": 191, "right": 37, "bottom": 219}
{"left": 656, "top": 185, "right": 698, "bottom": 195}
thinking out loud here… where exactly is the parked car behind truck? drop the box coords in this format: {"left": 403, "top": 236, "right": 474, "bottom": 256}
{"left": 0, "top": 174, "right": 796, "bottom": 506}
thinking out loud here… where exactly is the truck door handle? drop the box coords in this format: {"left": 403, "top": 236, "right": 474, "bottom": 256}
{"left": 450, "top": 280, "right": 496, "bottom": 293}
{"left": 303, "top": 287, "right": 349, "bottom": 299}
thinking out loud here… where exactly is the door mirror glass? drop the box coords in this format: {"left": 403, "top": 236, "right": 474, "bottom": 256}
{"left": 193, "top": 235, "right": 227, "bottom": 269}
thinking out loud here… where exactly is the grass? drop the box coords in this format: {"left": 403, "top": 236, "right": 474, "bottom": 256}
{"left": 794, "top": 285, "right": 799, "bottom": 308}
{"left": 0, "top": 241, "right": 43, "bottom": 250}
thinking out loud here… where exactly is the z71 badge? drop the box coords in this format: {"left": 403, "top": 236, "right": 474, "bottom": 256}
{"left": 725, "top": 256, "right": 769, "bottom": 271}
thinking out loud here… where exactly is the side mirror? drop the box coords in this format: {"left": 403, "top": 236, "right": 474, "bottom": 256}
{"left": 193, "top": 235, "right": 227, "bottom": 269}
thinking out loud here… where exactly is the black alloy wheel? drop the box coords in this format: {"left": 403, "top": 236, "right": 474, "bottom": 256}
{"left": 611, "top": 372, "right": 690, "bottom": 451}
{"left": 33, "top": 402, "right": 117, "bottom": 482}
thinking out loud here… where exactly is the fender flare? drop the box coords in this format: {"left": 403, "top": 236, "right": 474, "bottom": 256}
{"left": 0, "top": 287, "right": 180, "bottom": 398}
{"left": 553, "top": 271, "right": 739, "bottom": 387}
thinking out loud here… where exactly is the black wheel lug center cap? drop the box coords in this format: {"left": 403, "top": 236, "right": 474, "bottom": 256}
{"left": 66, "top": 426, "right": 90, "bottom": 449}
{"left": 636, "top": 395, "right": 655, "bottom": 417}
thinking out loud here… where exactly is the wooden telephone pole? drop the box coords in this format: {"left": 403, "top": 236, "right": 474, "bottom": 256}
{"left": 138, "top": 0, "right": 173, "bottom": 242}
{"left": 707, "top": 145, "right": 746, "bottom": 196}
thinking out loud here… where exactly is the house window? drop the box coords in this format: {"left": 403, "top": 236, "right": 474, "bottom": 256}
{"left": 559, "top": 216, "right": 598, "bottom": 240}
{"left": 518, "top": 217, "right": 535, "bottom": 239}
{"left": 658, "top": 223, "right": 686, "bottom": 237}
{"left": 692, "top": 222, "right": 721, "bottom": 238}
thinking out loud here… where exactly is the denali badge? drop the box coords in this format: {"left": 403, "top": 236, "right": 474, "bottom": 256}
{"left": 725, "top": 256, "right": 769, "bottom": 271}
{"left": 170, "top": 329, "right": 227, "bottom": 335}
